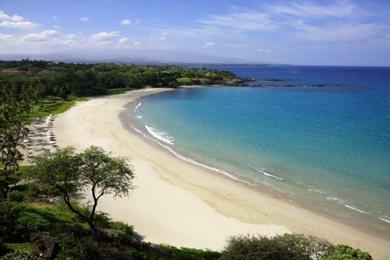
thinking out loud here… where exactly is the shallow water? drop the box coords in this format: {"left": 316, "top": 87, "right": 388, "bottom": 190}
{"left": 134, "top": 65, "right": 390, "bottom": 236}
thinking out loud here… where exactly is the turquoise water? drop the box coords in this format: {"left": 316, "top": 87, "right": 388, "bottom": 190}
{"left": 133, "top": 66, "right": 390, "bottom": 235}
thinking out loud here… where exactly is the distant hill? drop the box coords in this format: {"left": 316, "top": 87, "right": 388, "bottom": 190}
{"left": 0, "top": 49, "right": 270, "bottom": 65}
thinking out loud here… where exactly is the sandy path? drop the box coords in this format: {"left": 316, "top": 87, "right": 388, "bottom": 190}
{"left": 54, "top": 88, "right": 390, "bottom": 258}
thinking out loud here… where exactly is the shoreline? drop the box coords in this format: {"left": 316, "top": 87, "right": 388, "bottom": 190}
{"left": 127, "top": 87, "right": 390, "bottom": 237}
{"left": 54, "top": 88, "right": 390, "bottom": 259}
{"left": 125, "top": 96, "right": 390, "bottom": 239}
{"left": 125, "top": 89, "right": 390, "bottom": 240}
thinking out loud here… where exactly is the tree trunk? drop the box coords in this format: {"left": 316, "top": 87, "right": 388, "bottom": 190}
{"left": 87, "top": 219, "right": 99, "bottom": 238}
{"left": 62, "top": 193, "right": 100, "bottom": 239}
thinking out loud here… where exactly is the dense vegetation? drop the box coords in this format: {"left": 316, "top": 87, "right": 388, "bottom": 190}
{"left": 0, "top": 60, "right": 373, "bottom": 259}
{"left": 0, "top": 60, "right": 243, "bottom": 98}
{"left": 220, "top": 235, "right": 372, "bottom": 260}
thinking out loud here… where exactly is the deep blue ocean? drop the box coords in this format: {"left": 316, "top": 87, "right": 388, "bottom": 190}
{"left": 133, "top": 65, "right": 390, "bottom": 235}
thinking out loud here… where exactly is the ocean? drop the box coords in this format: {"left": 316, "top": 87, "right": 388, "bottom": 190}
{"left": 131, "top": 65, "right": 390, "bottom": 237}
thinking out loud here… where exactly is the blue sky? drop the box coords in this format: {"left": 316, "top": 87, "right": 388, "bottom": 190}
{"left": 1, "top": 0, "right": 390, "bottom": 65}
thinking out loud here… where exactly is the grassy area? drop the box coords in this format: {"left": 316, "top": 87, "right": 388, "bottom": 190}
{"left": 2, "top": 243, "right": 34, "bottom": 256}
{"left": 0, "top": 198, "right": 220, "bottom": 259}
{"left": 107, "top": 87, "right": 135, "bottom": 95}
{"left": 176, "top": 77, "right": 192, "bottom": 85}
{"left": 25, "top": 96, "right": 88, "bottom": 122}
{"left": 3, "top": 164, "right": 218, "bottom": 259}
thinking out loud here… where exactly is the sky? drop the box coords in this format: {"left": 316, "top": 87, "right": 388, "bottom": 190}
{"left": 1, "top": 0, "right": 390, "bottom": 66}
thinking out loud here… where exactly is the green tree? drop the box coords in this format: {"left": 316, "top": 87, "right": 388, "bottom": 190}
{"left": 32, "top": 146, "right": 134, "bottom": 236}
{"left": 0, "top": 80, "right": 36, "bottom": 199}
{"left": 79, "top": 146, "right": 135, "bottom": 235}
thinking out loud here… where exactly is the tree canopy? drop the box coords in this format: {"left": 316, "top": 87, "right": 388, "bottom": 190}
{"left": 0, "top": 60, "right": 242, "bottom": 98}
{"left": 0, "top": 80, "right": 36, "bottom": 198}
{"left": 32, "top": 146, "right": 134, "bottom": 235}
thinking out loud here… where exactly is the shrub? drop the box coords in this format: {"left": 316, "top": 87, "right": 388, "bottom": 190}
{"left": 324, "top": 245, "right": 372, "bottom": 260}
{"left": 7, "top": 190, "right": 25, "bottom": 202}
{"left": 158, "top": 245, "right": 221, "bottom": 260}
{"left": 220, "top": 234, "right": 334, "bottom": 260}
{"left": 282, "top": 234, "right": 334, "bottom": 259}
{"left": 17, "top": 211, "right": 48, "bottom": 230}
{"left": 56, "top": 233, "right": 98, "bottom": 260}
{"left": 111, "top": 221, "right": 134, "bottom": 237}
{"left": 2, "top": 243, "right": 35, "bottom": 256}
{"left": 118, "top": 246, "right": 146, "bottom": 259}
{"left": 0, "top": 201, "right": 23, "bottom": 237}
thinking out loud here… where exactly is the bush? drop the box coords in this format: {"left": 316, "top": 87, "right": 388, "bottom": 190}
{"left": 220, "top": 234, "right": 334, "bottom": 260}
{"left": 7, "top": 190, "right": 25, "bottom": 202}
{"left": 0, "top": 201, "right": 23, "bottom": 238}
{"left": 56, "top": 233, "right": 98, "bottom": 260}
{"left": 2, "top": 243, "right": 35, "bottom": 256}
{"left": 158, "top": 245, "right": 221, "bottom": 260}
{"left": 324, "top": 245, "right": 372, "bottom": 260}
{"left": 17, "top": 211, "right": 48, "bottom": 230}
{"left": 111, "top": 221, "right": 134, "bottom": 237}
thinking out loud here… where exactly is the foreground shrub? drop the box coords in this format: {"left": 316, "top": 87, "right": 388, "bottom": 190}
{"left": 220, "top": 234, "right": 373, "bottom": 260}
{"left": 2, "top": 243, "right": 35, "bottom": 256}
{"left": 158, "top": 245, "right": 221, "bottom": 260}
{"left": 324, "top": 245, "right": 372, "bottom": 260}
{"left": 220, "top": 234, "right": 334, "bottom": 260}
{"left": 110, "top": 221, "right": 134, "bottom": 237}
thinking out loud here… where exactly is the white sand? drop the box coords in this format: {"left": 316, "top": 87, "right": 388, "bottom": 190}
{"left": 54, "top": 88, "right": 390, "bottom": 259}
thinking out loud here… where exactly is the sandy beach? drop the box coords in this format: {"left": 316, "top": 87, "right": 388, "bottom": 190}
{"left": 53, "top": 88, "right": 390, "bottom": 259}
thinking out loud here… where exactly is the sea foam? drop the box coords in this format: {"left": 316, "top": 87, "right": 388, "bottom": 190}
{"left": 131, "top": 126, "right": 251, "bottom": 185}
{"left": 378, "top": 217, "right": 390, "bottom": 224}
{"left": 308, "top": 188, "right": 326, "bottom": 195}
{"left": 344, "top": 204, "right": 367, "bottom": 214}
{"left": 145, "top": 125, "right": 174, "bottom": 145}
{"left": 257, "top": 169, "right": 283, "bottom": 181}
{"left": 134, "top": 102, "right": 142, "bottom": 112}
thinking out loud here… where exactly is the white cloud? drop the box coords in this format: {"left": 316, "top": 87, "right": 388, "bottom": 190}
{"left": 21, "top": 30, "right": 59, "bottom": 42}
{"left": 203, "top": 41, "right": 216, "bottom": 48}
{"left": 198, "top": 11, "right": 278, "bottom": 32}
{"left": 88, "top": 31, "right": 120, "bottom": 45}
{"left": 0, "top": 30, "right": 77, "bottom": 50}
{"left": 157, "top": 26, "right": 223, "bottom": 39}
{"left": 0, "top": 10, "right": 40, "bottom": 29}
{"left": 118, "top": 37, "right": 141, "bottom": 48}
{"left": 79, "top": 16, "right": 89, "bottom": 22}
{"left": 61, "top": 34, "right": 76, "bottom": 46}
{"left": 52, "top": 16, "right": 58, "bottom": 20}
{"left": 265, "top": 0, "right": 357, "bottom": 18}
{"left": 121, "top": 18, "right": 140, "bottom": 26}
{"left": 292, "top": 21, "right": 384, "bottom": 42}
{"left": 225, "top": 43, "right": 250, "bottom": 49}
{"left": 145, "top": 33, "right": 171, "bottom": 49}
{"left": 0, "top": 33, "right": 14, "bottom": 43}
{"left": 194, "top": 1, "right": 387, "bottom": 44}
{"left": 118, "top": 37, "right": 129, "bottom": 45}
{"left": 121, "top": 19, "right": 132, "bottom": 26}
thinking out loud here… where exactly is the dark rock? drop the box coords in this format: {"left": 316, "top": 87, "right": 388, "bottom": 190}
{"left": 28, "top": 232, "right": 55, "bottom": 259}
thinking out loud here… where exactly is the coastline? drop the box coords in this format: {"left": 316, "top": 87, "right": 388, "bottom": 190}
{"left": 53, "top": 88, "right": 390, "bottom": 259}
